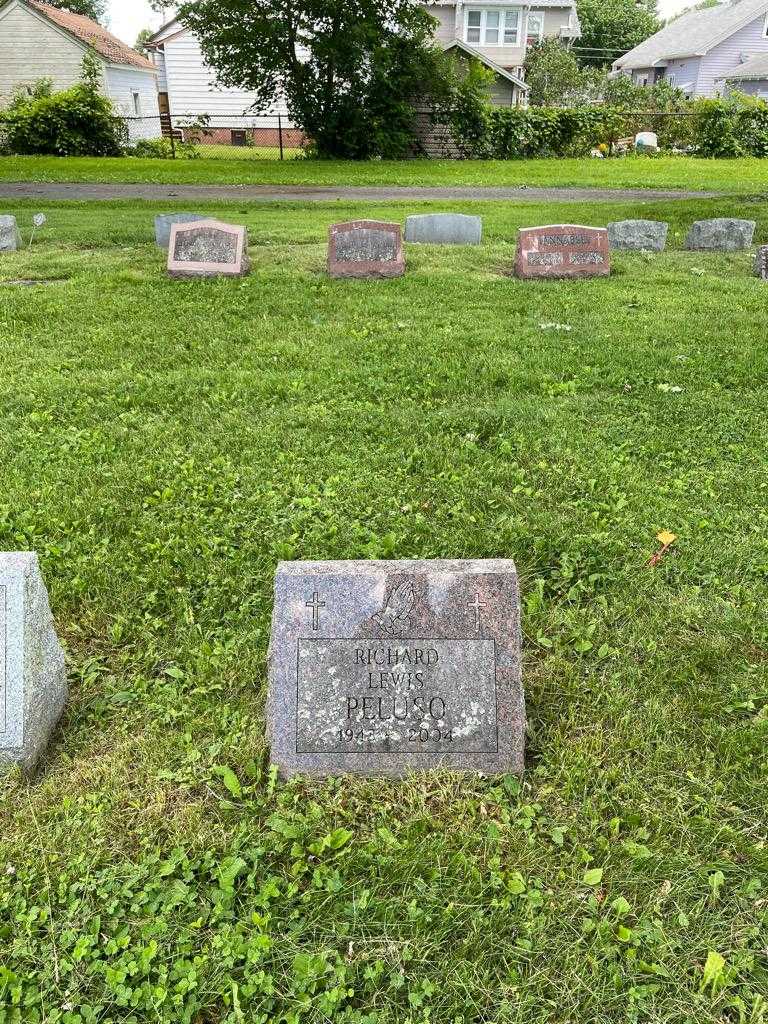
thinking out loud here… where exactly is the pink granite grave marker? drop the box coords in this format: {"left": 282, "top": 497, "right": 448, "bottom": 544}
{"left": 328, "top": 220, "right": 405, "bottom": 279}
{"left": 514, "top": 224, "right": 610, "bottom": 280}
{"left": 167, "top": 219, "right": 249, "bottom": 278}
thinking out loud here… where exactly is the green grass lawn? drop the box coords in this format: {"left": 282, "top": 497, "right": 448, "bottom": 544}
{"left": 195, "top": 144, "right": 304, "bottom": 161}
{"left": 1, "top": 154, "right": 767, "bottom": 192}
{"left": 0, "top": 195, "right": 767, "bottom": 1023}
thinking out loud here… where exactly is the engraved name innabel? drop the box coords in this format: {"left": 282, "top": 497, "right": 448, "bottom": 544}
{"left": 296, "top": 638, "right": 498, "bottom": 755}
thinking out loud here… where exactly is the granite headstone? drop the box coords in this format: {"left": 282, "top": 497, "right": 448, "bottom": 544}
{"left": 515, "top": 225, "right": 610, "bottom": 280}
{"left": 405, "top": 213, "right": 482, "bottom": 245}
{"left": 155, "top": 213, "right": 207, "bottom": 249}
{"left": 754, "top": 245, "right": 768, "bottom": 280}
{"left": 608, "top": 219, "right": 669, "bottom": 252}
{"left": 167, "top": 219, "right": 249, "bottom": 278}
{"left": 267, "top": 559, "right": 524, "bottom": 778}
{"left": 0, "top": 216, "right": 21, "bottom": 253}
{"left": 328, "top": 221, "right": 405, "bottom": 279}
{"left": 685, "top": 219, "right": 756, "bottom": 252}
{"left": 0, "top": 553, "right": 67, "bottom": 773}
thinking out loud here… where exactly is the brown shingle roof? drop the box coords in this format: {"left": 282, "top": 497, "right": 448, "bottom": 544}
{"left": 27, "top": 0, "right": 157, "bottom": 71}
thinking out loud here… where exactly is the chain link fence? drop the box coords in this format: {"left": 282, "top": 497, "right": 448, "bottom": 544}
{"left": 117, "top": 114, "right": 307, "bottom": 160}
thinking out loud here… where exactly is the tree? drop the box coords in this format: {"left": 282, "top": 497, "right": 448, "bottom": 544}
{"left": 667, "top": 0, "right": 719, "bottom": 21}
{"left": 524, "top": 39, "right": 601, "bottom": 107}
{"left": 147, "top": 1, "right": 176, "bottom": 20}
{"left": 575, "top": 0, "right": 660, "bottom": 67}
{"left": 43, "top": 0, "right": 107, "bottom": 22}
{"left": 177, "top": 0, "right": 452, "bottom": 159}
{"left": 134, "top": 28, "right": 154, "bottom": 54}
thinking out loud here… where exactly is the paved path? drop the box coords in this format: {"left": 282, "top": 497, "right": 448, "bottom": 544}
{"left": 0, "top": 182, "right": 720, "bottom": 203}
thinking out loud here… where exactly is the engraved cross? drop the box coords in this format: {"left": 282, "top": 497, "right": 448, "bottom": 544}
{"left": 306, "top": 592, "right": 326, "bottom": 631}
{"left": 468, "top": 593, "right": 487, "bottom": 633}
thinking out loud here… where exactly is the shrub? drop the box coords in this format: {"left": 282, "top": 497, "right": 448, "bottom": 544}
{"left": 437, "top": 59, "right": 495, "bottom": 159}
{"left": 0, "top": 53, "right": 125, "bottom": 157}
{"left": 440, "top": 92, "right": 768, "bottom": 160}
{"left": 128, "top": 136, "right": 201, "bottom": 160}
{"left": 694, "top": 94, "right": 768, "bottom": 158}
{"left": 489, "top": 106, "right": 606, "bottom": 158}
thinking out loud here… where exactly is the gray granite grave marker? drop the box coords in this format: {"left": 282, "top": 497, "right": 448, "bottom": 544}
{"left": 754, "top": 245, "right": 768, "bottom": 280}
{"left": 685, "top": 219, "right": 756, "bottom": 252}
{"left": 0, "top": 553, "right": 66, "bottom": 773}
{"left": 0, "top": 216, "right": 21, "bottom": 253}
{"left": 267, "top": 559, "right": 524, "bottom": 778}
{"left": 405, "top": 213, "right": 482, "bottom": 245}
{"left": 154, "top": 213, "right": 207, "bottom": 249}
{"left": 608, "top": 220, "right": 669, "bottom": 252}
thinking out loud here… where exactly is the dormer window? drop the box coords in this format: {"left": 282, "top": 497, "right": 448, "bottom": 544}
{"left": 465, "top": 8, "right": 521, "bottom": 47}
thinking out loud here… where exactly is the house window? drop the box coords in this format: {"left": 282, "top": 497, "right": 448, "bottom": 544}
{"left": 526, "top": 11, "right": 545, "bottom": 46}
{"left": 465, "top": 8, "right": 521, "bottom": 47}
{"left": 131, "top": 90, "right": 141, "bottom": 116}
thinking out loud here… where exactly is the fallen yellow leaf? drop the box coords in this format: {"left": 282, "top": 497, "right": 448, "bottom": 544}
{"left": 657, "top": 530, "right": 677, "bottom": 547}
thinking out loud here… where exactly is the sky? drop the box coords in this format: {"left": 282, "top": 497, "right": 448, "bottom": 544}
{"left": 107, "top": 0, "right": 700, "bottom": 48}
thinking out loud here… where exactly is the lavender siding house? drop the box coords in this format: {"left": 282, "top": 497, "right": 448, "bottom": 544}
{"left": 612, "top": 0, "right": 768, "bottom": 99}
{"left": 719, "top": 52, "right": 768, "bottom": 96}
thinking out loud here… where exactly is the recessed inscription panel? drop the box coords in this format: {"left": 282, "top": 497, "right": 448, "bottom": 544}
{"left": 172, "top": 226, "right": 238, "bottom": 265}
{"left": 296, "top": 638, "right": 498, "bottom": 754}
{"left": 334, "top": 228, "right": 397, "bottom": 264}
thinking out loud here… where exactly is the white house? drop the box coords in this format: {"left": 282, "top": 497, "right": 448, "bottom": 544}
{"left": 612, "top": 0, "right": 768, "bottom": 99}
{"left": 146, "top": 17, "right": 299, "bottom": 146}
{"left": 0, "top": 0, "right": 160, "bottom": 139}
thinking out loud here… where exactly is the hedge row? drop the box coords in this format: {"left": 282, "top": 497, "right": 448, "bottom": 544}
{"left": 443, "top": 97, "right": 768, "bottom": 160}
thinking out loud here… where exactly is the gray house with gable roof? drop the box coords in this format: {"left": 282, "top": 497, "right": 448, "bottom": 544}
{"left": 612, "top": 0, "right": 768, "bottom": 99}
{"left": 425, "top": 0, "right": 582, "bottom": 106}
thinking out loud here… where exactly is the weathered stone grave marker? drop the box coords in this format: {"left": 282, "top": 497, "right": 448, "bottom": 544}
{"left": 634, "top": 131, "right": 659, "bottom": 153}
{"left": 0, "top": 553, "right": 66, "bottom": 773}
{"left": 155, "top": 213, "right": 207, "bottom": 249}
{"left": 514, "top": 225, "right": 610, "bottom": 280}
{"left": 405, "top": 213, "right": 482, "bottom": 245}
{"left": 754, "top": 245, "right": 768, "bottom": 281}
{"left": 685, "top": 219, "right": 756, "bottom": 252}
{"left": 608, "top": 220, "right": 668, "bottom": 252}
{"left": 0, "top": 216, "right": 21, "bottom": 253}
{"left": 167, "top": 218, "right": 249, "bottom": 278}
{"left": 328, "top": 220, "right": 405, "bottom": 279}
{"left": 267, "top": 559, "right": 524, "bottom": 778}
